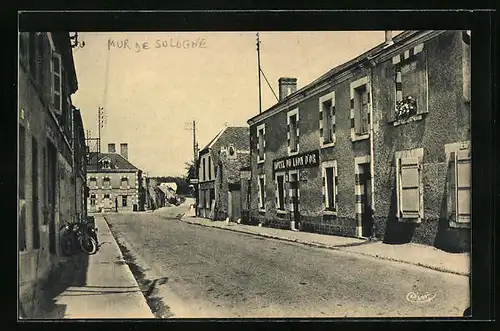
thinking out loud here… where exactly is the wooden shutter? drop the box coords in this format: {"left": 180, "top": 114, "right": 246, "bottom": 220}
{"left": 52, "top": 52, "right": 62, "bottom": 115}
{"left": 448, "top": 152, "right": 457, "bottom": 222}
{"left": 456, "top": 150, "right": 471, "bottom": 223}
{"left": 399, "top": 157, "right": 421, "bottom": 219}
{"left": 415, "top": 51, "right": 427, "bottom": 114}
{"left": 353, "top": 90, "right": 361, "bottom": 134}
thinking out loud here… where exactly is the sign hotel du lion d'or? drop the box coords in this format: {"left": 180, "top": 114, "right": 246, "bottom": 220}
{"left": 273, "top": 150, "right": 320, "bottom": 173}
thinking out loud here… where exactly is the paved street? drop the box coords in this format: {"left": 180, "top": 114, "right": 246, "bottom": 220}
{"left": 105, "top": 200, "right": 469, "bottom": 318}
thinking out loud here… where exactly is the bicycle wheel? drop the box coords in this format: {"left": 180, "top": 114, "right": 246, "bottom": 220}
{"left": 79, "top": 236, "right": 97, "bottom": 255}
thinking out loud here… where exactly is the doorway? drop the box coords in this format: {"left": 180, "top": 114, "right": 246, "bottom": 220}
{"left": 360, "top": 163, "right": 373, "bottom": 237}
{"left": 289, "top": 171, "right": 300, "bottom": 229}
{"left": 228, "top": 187, "right": 241, "bottom": 221}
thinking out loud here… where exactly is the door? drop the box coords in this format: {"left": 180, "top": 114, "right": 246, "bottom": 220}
{"left": 47, "top": 142, "right": 57, "bottom": 254}
{"left": 361, "top": 164, "right": 373, "bottom": 237}
{"left": 289, "top": 173, "right": 300, "bottom": 225}
{"left": 230, "top": 189, "right": 241, "bottom": 221}
{"left": 103, "top": 195, "right": 111, "bottom": 210}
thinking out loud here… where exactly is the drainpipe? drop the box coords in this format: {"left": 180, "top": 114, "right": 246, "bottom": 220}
{"left": 368, "top": 69, "right": 376, "bottom": 239}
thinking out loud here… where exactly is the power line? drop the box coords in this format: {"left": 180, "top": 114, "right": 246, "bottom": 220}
{"left": 260, "top": 68, "right": 279, "bottom": 102}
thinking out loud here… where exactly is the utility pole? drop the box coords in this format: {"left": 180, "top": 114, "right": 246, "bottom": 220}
{"left": 193, "top": 120, "right": 197, "bottom": 177}
{"left": 256, "top": 32, "right": 262, "bottom": 114}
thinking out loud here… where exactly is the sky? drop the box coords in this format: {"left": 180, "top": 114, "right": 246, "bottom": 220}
{"left": 72, "top": 31, "right": 402, "bottom": 177}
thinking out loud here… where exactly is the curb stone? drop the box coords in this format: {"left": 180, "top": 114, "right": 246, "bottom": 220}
{"left": 181, "top": 217, "right": 469, "bottom": 277}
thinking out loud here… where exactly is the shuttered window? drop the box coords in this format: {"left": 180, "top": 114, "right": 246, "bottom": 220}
{"left": 51, "top": 52, "right": 62, "bottom": 115}
{"left": 258, "top": 175, "right": 265, "bottom": 210}
{"left": 396, "top": 157, "right": 422, "bottom": 220}
{"left": 276, "top": 174, "right": 285, "bottom": 210}
{"left": 449, "top": 150, "right": 471, "bottom": 225}
{"left": 257, "top": 124, "right": 265, "bottom": 162}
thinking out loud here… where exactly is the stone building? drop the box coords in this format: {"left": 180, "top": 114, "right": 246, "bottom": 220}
{"left": 246, "top": 30, "right": 471, "bottom": 252}
{"left": 18, "top": 32, "right": 87, "bottom": 316}
{"left": 197, "top": 127, "right": 250, "bottom": 221}
{"left": 86, "top": 143, "right": 143, "bottom": 213}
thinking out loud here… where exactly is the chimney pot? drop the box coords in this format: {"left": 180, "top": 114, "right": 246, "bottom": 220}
{"left": 278, "top": 77, "right": 297, "bottom": 101}
{"left": 120, "top": 143, "right": 128, "bottom": 160}
{"left": 108, "top": 143, "right": 116, "bottom": 153}
{"left": 385, "top": 31, "right": 394, "bottom": 45}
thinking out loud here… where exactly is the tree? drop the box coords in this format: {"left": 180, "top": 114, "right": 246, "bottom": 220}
{"left": 185, "top": 160, "right": 196, "bottom": 180}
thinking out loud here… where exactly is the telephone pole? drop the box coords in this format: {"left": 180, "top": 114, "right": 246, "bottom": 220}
{"left": 193, "top": 120, "right": 198, "bottom": 178}
{"left": 256, "top": 32, "right": 262, "bottom": 114}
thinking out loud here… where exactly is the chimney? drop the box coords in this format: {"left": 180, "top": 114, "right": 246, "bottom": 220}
{"left": 108, "top": 143, "right": 116, "bottom": 153}
{"left": 278, "top": 77, "right": 297, "bottom": 101}
{"left": 120, "top": 143, "right": 128, "bottom": 160}
{"left": 385, "top": 30, "right": 394, "bottom": 46}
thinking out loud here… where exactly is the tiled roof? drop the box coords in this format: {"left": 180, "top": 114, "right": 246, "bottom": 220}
{"left": 200, "top": 126, "right": 249, "bottom": 153}
{"left": 222, "top": 127, "right": 250, "bottom": 151}
{"left": 87, "top": 152, "right": 139, "bottom": 172}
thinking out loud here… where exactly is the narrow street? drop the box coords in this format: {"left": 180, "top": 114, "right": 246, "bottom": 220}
{"left": 104, "top": 199, "right": 469, "bottom": 318}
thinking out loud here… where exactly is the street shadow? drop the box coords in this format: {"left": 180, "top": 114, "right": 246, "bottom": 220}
{"left": 382, "top": 185, "right": 416, "bottom": 245}
{"left": 31, "top": 252, "right": 90, "bottom": 319}
{"left": 433, "top": 166, "right": 470, "bottom": 253}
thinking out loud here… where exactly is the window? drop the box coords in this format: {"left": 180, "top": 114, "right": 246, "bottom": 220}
{"left": 121, "top": 177, "right": 129, "bottom": 189}
{"left": 51, "top": 51, "right": 62, "bottom": 116}
{"left": 448, "top": 147, "right": 471, "bottom": 227}
{"left": 257, "top": 123, "right": 266, "bottom": 163}
{"left": 275, "top": 172, "right": 286, "bottom": 211}
{"left": 103, "top": 177, "right": 111, "bottom": 189}
{"left": 322, "top": 161, "right": 338, "bottom": 211}
{"left": 350, "top": 77, "right": 370, "bottom": 141}
{"left": 32, "top": 138, "right": 40, "bottom": 249}
{"left": 89, "top": 177, "right": 97, "bottom": 189}
{"left": 462, "top": 30, "right": 471, "bottom": 102}
{"left": 18, "top": 125, "right": 26, "bottom": 251}
{"left": 396, "top": 154, "right": 423, "bottom": 221}
{"left": 90, "top": 194, "right": 96, "bottom": 206}
{"left": 101, "top": 159, "right": 111, "bottom": 169}
{"left": 228, "top": 145, "right": 236, "bottom": 158}
{"left": 258, "top": 175, "right": 266, "bottom": 211}
{"left": 392, "top": 43, "right": 427, "bottom": 122}
{"left": 287, "top": 108, "right": 299, "bottom": 155}
{"left": 202, "top": 157, "right": 206, "bottom": 181}
{"left": 319, "top": 92, "right": 336, "bottom": 147}
{"left": 122, "top": 195, "right": 128, "bottom": 207}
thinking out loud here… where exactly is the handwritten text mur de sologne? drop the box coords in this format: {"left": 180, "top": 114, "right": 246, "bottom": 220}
{"left": 108, "top": 37, "right": 208, "bottom": 52}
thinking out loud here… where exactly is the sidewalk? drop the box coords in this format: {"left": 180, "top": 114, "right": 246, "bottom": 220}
{"left": 34, "top": 215, "right": 154, "bottom": 319}
{"left": 181, "top": 216, "right": 470, "bottom": 277}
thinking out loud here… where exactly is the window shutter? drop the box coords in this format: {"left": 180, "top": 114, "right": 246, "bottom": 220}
{"left": 456, "top": 150, "right": 471, "bottom": 223}
{"left": 448, "top": 151, "right": 457, "bottom": 222}
{"left": 354, "top": 93, "right": 361, "bottom": 134}
{"left": 399, "top": 157, "right": 421, "bottom": 219}
{"left": 52, "top": 52, "right": 62, "bottom": 116}
{"left": 416, "top": 51, "right": 428, "bottom": 115}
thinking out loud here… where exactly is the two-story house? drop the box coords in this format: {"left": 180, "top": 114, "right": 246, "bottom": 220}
{"left": 18, "top": 32, "right": 87, "bottom": 317}
{"left": 86, "top": 143, "right": 143, "bottom": 213}
{"left": 197, "top": 127, "right": 250, "bottom": 221}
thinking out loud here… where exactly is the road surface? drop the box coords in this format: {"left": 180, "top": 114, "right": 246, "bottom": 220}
{"left": 104, "top": 200, "right": 469, "bottom": 318}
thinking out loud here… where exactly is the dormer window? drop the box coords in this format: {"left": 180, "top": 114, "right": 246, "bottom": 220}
{"left": 228, "top": 145, "right": 236, "bottom": 158}
{"left": 100, "top": 158, "right": 111, "bottom": 169}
